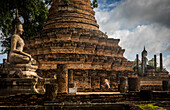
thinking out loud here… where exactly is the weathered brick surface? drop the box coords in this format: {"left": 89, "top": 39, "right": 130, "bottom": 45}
{"left": 24, "top": 0, "right": 134, "bottom": 93}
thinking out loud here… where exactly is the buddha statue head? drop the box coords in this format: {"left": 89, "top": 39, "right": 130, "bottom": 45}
{"left": 12, "top": 11, "right": 24, "bottom": 35}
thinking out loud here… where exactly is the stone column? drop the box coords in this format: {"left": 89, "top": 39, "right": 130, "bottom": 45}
{"left": 154, "top": 55, "right": 157, "bottom": 72}
{"left": 119, "top": 77, "right": 128, "bottom": 93}
{"left": 136, "top": 54, "right": 139, "bottom": 74}
{"left": 160, "top": 53, "right": 163, "bottom": 72}
{"left": 128, "top": 77, "right": 140, "bottom": 92}
{"left": 57, "top": 64, "right": 68, "bottom": 94}
{"left": 141, "top": 55, "right": 145, "bottom": 76}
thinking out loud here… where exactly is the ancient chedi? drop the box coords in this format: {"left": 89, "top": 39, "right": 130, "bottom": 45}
{"left": 25, "top": 0, "right": 133, "bottom": 93}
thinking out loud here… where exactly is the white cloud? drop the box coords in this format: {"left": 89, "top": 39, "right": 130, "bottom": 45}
{"left": 97, "top": 0, "right": 170, "bottom": 30}
{"left": 95, "top": 0, "right": 170, "bottom": 72}
{"left": 110, "top": 24, "right": 170, "bottom": 60}
{"left": 108, "top": 2, "right": 119, "bottom": 7}
{"left": 164, "top": 55, "right": 170, "bottom": 72}
{"left": 95, "top": 0, "right": 170, "bottom": 31}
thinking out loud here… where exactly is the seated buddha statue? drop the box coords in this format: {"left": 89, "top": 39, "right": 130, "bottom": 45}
{"left": 9, "top": 13, "right": 36, "bottom": 65}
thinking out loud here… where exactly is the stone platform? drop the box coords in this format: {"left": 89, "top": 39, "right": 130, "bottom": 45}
{"left": 0, "top": 91, "right": 169, "bottom": 109}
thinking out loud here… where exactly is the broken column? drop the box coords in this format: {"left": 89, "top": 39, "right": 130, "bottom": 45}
{"left": 160, "top": 53, "right": 163, "bottom": 72}
{"left": 154, "top": 55, "right": 157, "bottom": 72}
{"left": 57, "top": 64, "right": 68, "bottom": 94}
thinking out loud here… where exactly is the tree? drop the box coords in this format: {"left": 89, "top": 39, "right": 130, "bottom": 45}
{"left": 148, "top": 58, "right": 168, "bottom": 72}
{"left": 0, "top": 0, "right": 98, "bottom": 54}
{"left": 91, "top": 0, "right": 98, "bottom": 9}
{"left": 157, "top": 67, "right": 168, "bottom": 72}
{"left": 0, "top": 0, "right": 49, "bottom": 54}
{"left": 148, "top": 58, "right": 155, "bottom": 67}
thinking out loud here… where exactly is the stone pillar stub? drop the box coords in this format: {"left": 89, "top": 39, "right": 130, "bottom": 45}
{"left": 162, "top": 80, "right": 169, "bottom": 91}
{"left": 128, "top": 77, "right": 140, "bottom": 92}
{"left": 57, "top": 64, "right": 68, "bottom": 94}
{"left": 119, "top": 77, "right": 128, "bottom": 93}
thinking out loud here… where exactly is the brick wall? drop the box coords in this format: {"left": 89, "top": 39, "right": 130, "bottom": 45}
{"left": 139, "top": 77, "right": 170, "bottom": 91}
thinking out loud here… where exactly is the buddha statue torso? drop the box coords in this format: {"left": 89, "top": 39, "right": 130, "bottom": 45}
{"left": 9, "top": 19, "right": 36, "bottom": 65}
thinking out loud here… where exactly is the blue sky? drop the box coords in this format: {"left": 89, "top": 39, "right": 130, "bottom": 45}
{"left": 0, "top": 30, "right": 7, "bottom": 63}
{"left": 97, "top": 0, "right": 122, "bottom": 11}
{"left": 1, "top": 0, "right": 170, "bottom": 71}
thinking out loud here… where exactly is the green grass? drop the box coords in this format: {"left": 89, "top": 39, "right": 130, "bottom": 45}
{"left": 136, "top": 104, "right": 166, "bottom": 110}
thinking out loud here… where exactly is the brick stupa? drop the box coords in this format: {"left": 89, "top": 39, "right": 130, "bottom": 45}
{"left": 25, "top": 0, "right": 133, "bottom": 93}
